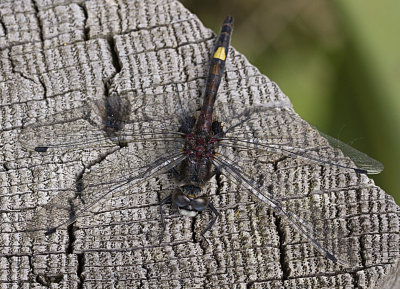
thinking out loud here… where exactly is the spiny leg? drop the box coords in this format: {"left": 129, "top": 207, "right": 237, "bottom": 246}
{"left": 200, "top": 203, "right": 219, "bottom": 243}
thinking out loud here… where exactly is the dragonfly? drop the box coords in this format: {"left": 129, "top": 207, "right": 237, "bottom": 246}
{"left": 20, "top": 16, "right": 383, "bottom": 267}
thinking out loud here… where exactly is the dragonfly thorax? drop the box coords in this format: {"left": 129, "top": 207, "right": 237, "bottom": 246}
{"left": 183, "top": 131, "right": 217, "bottom": 163}
{"left": 177, "top": 119, "right": 223, "bottom": 189}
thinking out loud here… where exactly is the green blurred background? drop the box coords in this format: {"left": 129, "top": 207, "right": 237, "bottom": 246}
{"left": 180, "top": 0, "right": 400, "bottom": 203}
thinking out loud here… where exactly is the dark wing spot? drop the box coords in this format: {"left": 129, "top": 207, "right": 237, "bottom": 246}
{"left": 34, "top": 146, "right": 48, "bottom": 152}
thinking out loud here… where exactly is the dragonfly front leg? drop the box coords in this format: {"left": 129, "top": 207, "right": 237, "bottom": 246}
{"left": 200, "top": 203, "right": 219, "bottom": 243}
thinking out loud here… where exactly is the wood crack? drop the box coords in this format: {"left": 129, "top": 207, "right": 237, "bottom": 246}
{"left": 77, "top": 3, "right": 89, "bottom": 41}
{"left": 32, "top": 0, "right": 44, "bottom": 44}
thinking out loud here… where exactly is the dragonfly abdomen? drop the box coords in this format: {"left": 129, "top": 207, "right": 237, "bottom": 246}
{"left": 195, "top": 16, "right": 233, "bottom": 133}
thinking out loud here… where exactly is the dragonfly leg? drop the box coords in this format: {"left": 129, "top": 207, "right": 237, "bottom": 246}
{"left": 169, "top": 167, "right": 179, "bottom": 179}
{"left": 200, "top": 202, "right": 219, "bottom": 242}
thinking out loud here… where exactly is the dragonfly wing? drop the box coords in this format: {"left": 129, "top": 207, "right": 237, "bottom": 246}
{"left": 25, "top": 138, "right": 184, "bottom": 237}
{"left": 213, "top": 153, "right": 359, "bottom": 266}
{"left": 20, "top": 118, "right": 115, "bottom": 153}
{"left": 315, "top": 128, "right": 384, "bottom": 174}
{"left": 219, "top": 105, "right": 383, "bottom": 174}
{"left": 212, "top": 103, "right": 372, "bottom": 266}
{"left": 21, "top": 87, "right": 198, "bottom": 237}
{"left": 19, "top": 110, "right": 183, "bottom": 154}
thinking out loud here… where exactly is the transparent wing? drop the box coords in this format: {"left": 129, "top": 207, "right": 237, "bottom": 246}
{"left": 18, "top": 82, "right": 203, "bottom": 154}
{"left": 217, "top": 104, "right": 383, "bottom": 174}
{"left": 19, "top": 106, "right": 185, "bottom": 155}
{"left": 25, "top": 137, "right": 184, "bottom": 236}
{"left": 213, "top": 152, "right": 358, "bottom": 266}
{"left": 19, "top": 118, "right": 115, "bottom": 153}
{"left": 21, "top": 88, "right": 196, "bottom": 237}
{"left": 316, "top": 128, "right": 384, "bottom": 174}
{"left": 212, "top": 104, "right": 376, "bottom": 266}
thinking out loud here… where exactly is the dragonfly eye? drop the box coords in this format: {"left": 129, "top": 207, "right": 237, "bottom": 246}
{"left": 172, "top": 192, "right": 190, "bottom": 207}
{"left": 191, "top": 196, "right": 209, "bottom": 211}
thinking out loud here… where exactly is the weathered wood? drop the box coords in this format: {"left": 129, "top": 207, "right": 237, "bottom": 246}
{"left": 0, "top": 0, "right": 399, "bottom": 288}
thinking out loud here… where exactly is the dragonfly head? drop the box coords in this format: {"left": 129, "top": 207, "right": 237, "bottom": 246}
{"left": 172, "top": 187, "right": 209, "bottom": 217}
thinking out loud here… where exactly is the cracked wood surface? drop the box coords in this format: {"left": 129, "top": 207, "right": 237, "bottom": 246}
{"left": 0, "top": 0, "right": 399, "bottom": 288}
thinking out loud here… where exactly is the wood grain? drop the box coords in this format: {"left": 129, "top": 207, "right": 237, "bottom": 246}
{"left": 0, "top": 0, "right": 398, "bottom": 288}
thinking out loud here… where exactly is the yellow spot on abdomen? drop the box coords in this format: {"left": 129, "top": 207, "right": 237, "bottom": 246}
{"left": 213, "top": 47, "right": 226, "bottom": 60}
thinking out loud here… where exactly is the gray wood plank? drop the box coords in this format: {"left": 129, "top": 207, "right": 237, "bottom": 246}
{"left": 0, "top": 0, "right": 399, "bottom": 288}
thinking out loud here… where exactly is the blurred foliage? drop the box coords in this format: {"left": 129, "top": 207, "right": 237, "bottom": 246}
{"left": 180, "top": 0, "right": 400, "bottom": 203}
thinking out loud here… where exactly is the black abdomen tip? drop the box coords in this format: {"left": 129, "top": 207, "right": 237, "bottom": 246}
{"left": 224, "top": 16, "right": 234, "bottom": 25}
